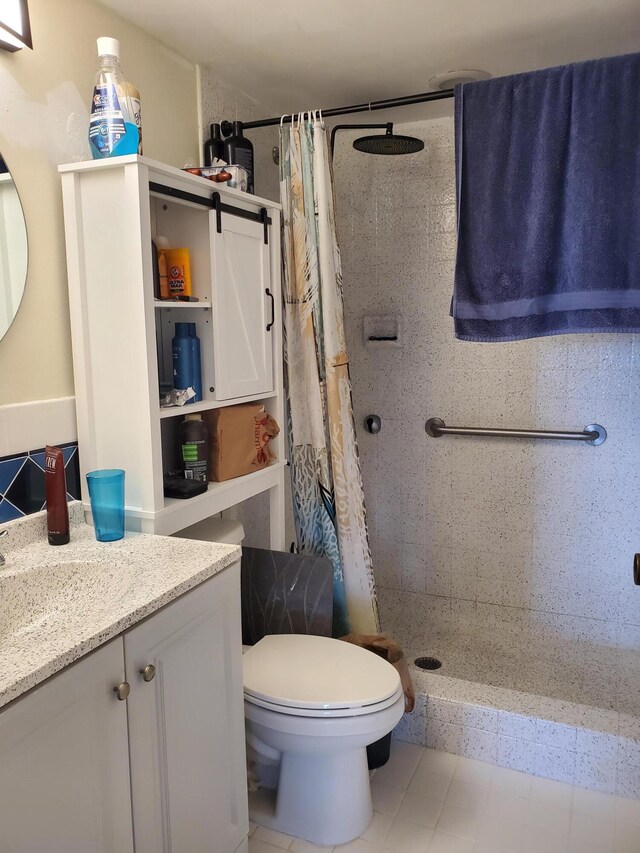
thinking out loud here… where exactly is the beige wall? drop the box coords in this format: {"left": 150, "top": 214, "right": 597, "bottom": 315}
{"left": 0, "top": 0, "right": 199, "bottom": 405}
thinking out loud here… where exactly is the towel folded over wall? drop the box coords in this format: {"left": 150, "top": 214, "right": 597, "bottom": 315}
{"left": 452, "top": 52, "right": 640, "bottom": 342}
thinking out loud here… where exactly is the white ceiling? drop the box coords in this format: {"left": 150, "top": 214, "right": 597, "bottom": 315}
{"left": 99, "top": 0, "right": 640, "bottom": 124}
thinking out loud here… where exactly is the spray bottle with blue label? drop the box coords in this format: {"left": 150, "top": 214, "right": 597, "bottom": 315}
{"left": 88, "top": 37, "right": 139, "bottom": 159}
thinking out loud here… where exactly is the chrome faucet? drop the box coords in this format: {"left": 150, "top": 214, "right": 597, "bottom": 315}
{"left": 0, "top": 529, "right": 7, "bottom": 567}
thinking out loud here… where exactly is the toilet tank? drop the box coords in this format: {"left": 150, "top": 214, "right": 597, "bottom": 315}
{"left": 173, "top": 516, "right": 245, "bottom": 545}
{"left": 241, "top": 548, "right": 333, "bottom": 644}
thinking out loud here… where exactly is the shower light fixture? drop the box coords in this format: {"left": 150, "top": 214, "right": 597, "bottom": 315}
{"left": 0, "top": 0, "right": 32, "bottom": 52}
{"left": 428, "top": 69, "right": 491, "bottom": 90}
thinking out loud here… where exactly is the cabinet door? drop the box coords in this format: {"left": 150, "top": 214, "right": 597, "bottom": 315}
{"left": 125, "top": 563, "right": 248, "bottom": 853}
{"left": 211, "top": 213, "right": 274, "bottom": 400}
{"left": 0, "top": 639, "right": 133, "bottom": 853}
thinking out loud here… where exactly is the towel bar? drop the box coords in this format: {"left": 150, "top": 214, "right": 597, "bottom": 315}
{"left": 425, "top": 418, "right": 607, "bottom": 446}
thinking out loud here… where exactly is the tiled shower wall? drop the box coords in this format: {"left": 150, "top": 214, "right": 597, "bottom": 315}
{"left": 333, "top": 116, "right": 640, "bottom": 651}
{"left": 198, "top": 68, "right": 280, "bottom": 203}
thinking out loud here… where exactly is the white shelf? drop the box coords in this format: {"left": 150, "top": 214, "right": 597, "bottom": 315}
{"left": 154, "top": 301, "right": 211, "bottom": 310}
{"left": 154, "top": 461, "right": 288, "bottom": 535}
{"left": 159, "top": 390, "right": 278, "bottom": 419}
{"left": 61, "top": 156, "right": 286, "bottom": 547}
{"left": 59, "top": 154, "right": 282, "bottom": 212}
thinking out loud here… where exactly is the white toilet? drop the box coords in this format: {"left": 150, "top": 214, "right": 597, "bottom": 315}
{"left": 243, "top": 633, "right": 405, "bottom": 846}
{"left": 175, "top": 517, "right": 404, "bottom": 845}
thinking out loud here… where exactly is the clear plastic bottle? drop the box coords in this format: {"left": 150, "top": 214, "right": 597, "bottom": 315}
{"left": 125, "top": 81, "right": 143, "bottom": 155}
{"left": 88, "top": 37, "right": 139, "bottom": 159}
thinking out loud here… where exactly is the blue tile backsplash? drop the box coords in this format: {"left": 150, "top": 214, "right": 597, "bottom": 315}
{"left": 0, "top": 443, "right": 80, "bottom": 522}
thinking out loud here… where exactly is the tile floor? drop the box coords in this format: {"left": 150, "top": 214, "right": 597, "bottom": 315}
{"left": 247, "top": 742, "right": 640, "bottom": 853}
{"left": 394, "top": 668, "right": 640, "bottom": 798}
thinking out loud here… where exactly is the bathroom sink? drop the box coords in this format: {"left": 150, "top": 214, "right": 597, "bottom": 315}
{"left": 0, "top": 508, "right": 240, "bottom": 711}
{"left": 0, "top": 561, "right": 134, "bottom": 645}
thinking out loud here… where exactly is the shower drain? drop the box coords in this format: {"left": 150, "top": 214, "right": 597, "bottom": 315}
{"left": 414, "top": 656, "right": 442, "bottom": 671}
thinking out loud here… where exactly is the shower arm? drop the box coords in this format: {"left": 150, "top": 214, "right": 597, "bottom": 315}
{"left": 329, "top": 123, "right": 391, "bottom": 159}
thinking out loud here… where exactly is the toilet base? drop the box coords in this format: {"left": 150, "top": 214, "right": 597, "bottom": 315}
{"left": 249, "top": 746, "right": 372, "bottom": 845}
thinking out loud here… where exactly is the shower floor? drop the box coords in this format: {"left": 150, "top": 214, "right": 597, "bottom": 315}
{"left": 407, "top": 623, "right": 640, "bottom": 715}
{"left": 380, "top": 594, "right": 640, "bottom": 798}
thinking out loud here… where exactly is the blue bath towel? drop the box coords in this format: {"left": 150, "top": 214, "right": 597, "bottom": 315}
{"left": 452, "top": 52, "right": 640, "bottom": 341}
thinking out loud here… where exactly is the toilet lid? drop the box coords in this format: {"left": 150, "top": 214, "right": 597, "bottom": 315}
{"left": 243, "top": 634, "right": 401, "bottom": 711}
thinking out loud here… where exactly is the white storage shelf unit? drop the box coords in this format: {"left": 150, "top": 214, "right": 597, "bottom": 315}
{"left": 60, "top": 155, "right": 285, "bottom": 545}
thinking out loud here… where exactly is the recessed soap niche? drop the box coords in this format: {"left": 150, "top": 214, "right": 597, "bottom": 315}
{"left": 363, "top": 314, "right": 403, "bottom": 349}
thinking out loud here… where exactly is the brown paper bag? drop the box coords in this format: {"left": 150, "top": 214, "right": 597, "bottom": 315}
{"left": 340, "top": 633, "right": 415, "bottom": 713}
{"left": 203, "top": 403, "right": 280, "bottom": 482}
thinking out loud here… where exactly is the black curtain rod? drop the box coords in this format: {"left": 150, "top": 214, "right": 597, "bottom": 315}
{"left": 220, "top": 87, "right": 454, "bottom": 135}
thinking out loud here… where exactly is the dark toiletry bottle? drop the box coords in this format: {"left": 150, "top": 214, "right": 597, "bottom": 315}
{"left": 151, "top": 239, "right": 160, "bottom": 299}
{"left": 203, "top": 123, "right": 225, "bottom": 167}
{"left": 45, "top": 445, "right": 70, "bottom": 545}
{"left": 223, "top": 121, "right": 254, "bottom": 193}
{"left": 180, "top": 414, "right": 209, "bottom": 482}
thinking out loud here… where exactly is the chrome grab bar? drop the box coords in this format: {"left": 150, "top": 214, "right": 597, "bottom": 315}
{"left": 425, "top": 418, "right": 607, "bottom": 446}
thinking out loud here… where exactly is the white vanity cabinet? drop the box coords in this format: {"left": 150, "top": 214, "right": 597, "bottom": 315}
{"left": 0, "top": 638, "right": 134, "bottom": 853}
{"left": 0, "top": 563, "right": 247, "bottom": 853}
{"left": 125, "top": 562, "right": 248, "bottom": 853}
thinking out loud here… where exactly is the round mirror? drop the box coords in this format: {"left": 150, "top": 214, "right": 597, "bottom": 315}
{"left": 0, "top": 155, "right": 28, "bottom": 341}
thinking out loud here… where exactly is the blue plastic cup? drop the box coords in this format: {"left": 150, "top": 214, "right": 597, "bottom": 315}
{"left": 86, "top": 469, "right": 125, "bottom": 542}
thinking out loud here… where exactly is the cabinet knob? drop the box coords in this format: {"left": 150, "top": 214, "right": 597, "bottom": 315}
{"left": 140, "top": 664, "right": 156, "bottom": 682}
{"left": 114, "top": 681, "right": 130, "bottom": 701}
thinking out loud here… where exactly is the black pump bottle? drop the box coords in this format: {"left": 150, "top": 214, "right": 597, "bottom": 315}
{"left": 203, "top": 123, "right": 224, "bottom": 167}
{"left": 223, "top": 121, "right": 254, "bottom": 193}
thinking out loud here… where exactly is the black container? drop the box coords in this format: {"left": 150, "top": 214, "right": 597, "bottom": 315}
{"left": 223, "top": 120, "right": 254, "bottom": 193}
{"left": 151, "top": 239, "right": 161, "bottom": 299}
{"left": 203, "top": 123, "right": 224, "bottom": 167}
{"left": 367, "top": 732, "right": 392, "bottom": 769}
{"left": 179, "top": 414, "right": 209, "bottom": 482}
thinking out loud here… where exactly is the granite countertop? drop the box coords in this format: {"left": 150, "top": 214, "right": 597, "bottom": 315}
{"left": 0, "top": 504, "right": 240, "bottom": 709}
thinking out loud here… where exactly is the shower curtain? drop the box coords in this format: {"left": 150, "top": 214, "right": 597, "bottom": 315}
{"left": 279, "top": 113, "right": 378, "bottom": 636}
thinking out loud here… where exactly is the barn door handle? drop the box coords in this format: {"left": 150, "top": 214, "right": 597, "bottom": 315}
{"left": 211, "top": 191, "right": 222, "bottom": 233}
{"left": 260, "top": 207, "right": 269, "bottom": 244}
{"left": 266, "top": 288, "right": 275, "bottom": 331}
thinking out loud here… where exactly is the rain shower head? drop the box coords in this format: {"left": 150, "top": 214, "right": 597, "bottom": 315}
{"left": 330, "top": 122, "right": 424, "bottom": 159}
{"left": 353, "top": 123, "right": 424, "bottom": 155}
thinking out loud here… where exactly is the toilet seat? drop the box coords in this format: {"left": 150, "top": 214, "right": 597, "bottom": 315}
{"left": 244, "top": 684, "right": 404, "bottom": 718}
{"left": 243, "top": 634, "right": 401, "bottom": 716}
